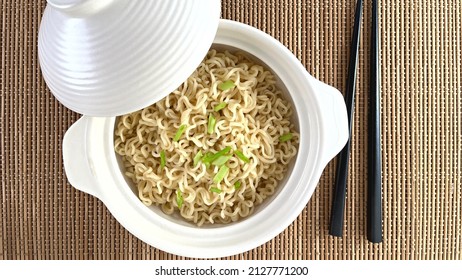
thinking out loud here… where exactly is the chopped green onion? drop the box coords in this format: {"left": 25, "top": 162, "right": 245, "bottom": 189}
{"left": 193, "top": 150, "right": 203, "bottom": 167}
{"left": 201, "top": 147, "right": 232, "bottom": 164}
{"left": 279, "top": 133, "right": 293, "bottom": 142}
{"left": 173, "top": 124, "right": 187, "bottom": 142}
{"left": 176, "top": 190, "right": 183, "bottom": 209}
{"left": 213, "top": 102, "right": 227, "bottom": 112}
{"left": 201, "top": 151, "right": 214, "bottom": 162}
{"left": 202, "top": 152, "right": 213, "bottom": 168}
{"left": 212, "top": 155, "right": 231, "bottom": 166}
{"left": 234, "top": 150, "right": 250, "bottom": 163}
{"left": 160, "top": 150, "right": 166, "bottom": 169}
{"left": 210, "top": 187, "right": 222, "bottom": 194}
{"left": 213, "top": 165, "right": 229, "bottom": 184}
{"left": 216, "top": 146, "right": 232, "bottom": 156}
{"left": 234, "top": 181, "right": 242, "bottom": 190}
{"left": 218, "top": 80, "right": 235, "bottom": 91}
{"left": 207, "top": 113, "right": 216, "bottom": 134}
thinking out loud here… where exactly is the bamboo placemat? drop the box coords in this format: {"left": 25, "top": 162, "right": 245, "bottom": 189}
{"left": 1, "top": 0, "right": 461, "bottom": 260}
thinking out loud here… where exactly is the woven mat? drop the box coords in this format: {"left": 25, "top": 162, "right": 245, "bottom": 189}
{"left": 1, "top": 0, "right": 461, "bottom": 260}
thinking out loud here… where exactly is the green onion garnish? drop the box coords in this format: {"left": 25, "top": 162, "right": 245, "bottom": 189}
{"left": 213, "top": 102, "right": 227, "bottom": 112}
{"left": 234, "top": 150, "right": 250, "bottom": 163}
{"left": 218, "top": 80, "right": 235, "bottom": 91}
{"left": 202, "top": 152, "right": 214, "bottom": 168}
{"left": 207, "top": 114, "right": 216, "bottom": 134}
{"left": 176, "top": 190, "right": 183, "bottom": 209}
{"left": 213, "top": 165, "right": 229, "bottom": 184}
{"left": 202, "top": 152, "right": 214, "bottom": 163}
{"left": 279, "top": 133, "right": 293, "bottom": 142}
{"left": 212, "top": 155, "right": 231, "bottom": 166}
{"left": 193, "top": 150, "right": 203, "bottom": 167}
{"left": 173, "top": 124, "right": 187, "bottom": 142}
{"left": 234, "top": 181, "right": 242, "bottom": 190}
{"left": 210, "top": 187, "right": 222, "bottom": 194}
{"left": 216, "top": 146, "right": 232, "bottom": 156}
{"left": 160, "top": 150, "right": 166, "bottom": 169}
{"left": 201, "top": 147, "right": 232, "bottom": 164}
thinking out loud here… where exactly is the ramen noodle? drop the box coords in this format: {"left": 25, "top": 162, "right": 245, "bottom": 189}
{"left": 114, "top": 49, "right": 299, "bottom": 226}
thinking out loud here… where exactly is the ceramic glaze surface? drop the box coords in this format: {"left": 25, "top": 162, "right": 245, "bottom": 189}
{"left": 39, "top": 0, "right": 220, "bottom": 116}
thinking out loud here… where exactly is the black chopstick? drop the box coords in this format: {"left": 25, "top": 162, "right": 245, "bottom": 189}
{"left": 367, "top": 0, "right": 382, "bottom": 243}
{"left": 329, "top": 0, "right": 363, "bottom": 237}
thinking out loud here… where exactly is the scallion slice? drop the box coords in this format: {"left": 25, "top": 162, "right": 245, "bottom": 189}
{"left": 279, "top": 133, "right": 293, "bottom": 142}
{"left": 176, "top": 190, "right": 183, "bottom": 209}
{"left": 213, "top": 102, "right": 227, "bottom": 112}
{"left": 201, "top": 147, "right": 232, "bottom": 164}
{"left": 201, "top": 152, "right": 214, "bottom": 163}
{"left": 212, "top": 155, "right": 231, "bottom": 166}
{"left": 160, "top": 150, "right": 166, "bottom": 169}
{"left": 234, "top": 150, "right": 250, "bottom": 163}
{"left": 210, "top": 187, "right": 222, "bottom": 194}
{"left": 218, "top": 80, "right": 235, "bottom": 91}
{"left": 215, "top": 146, "right": 232, "bottom": 157}
{"left": 234, "top": 181, "right": 242, "bottom": 190}
{"left": 173, "top": 124, "right": 187, "bottom": 142}
{"left": 193, "top": 150, "right": 203, "bottom": 167}
{"left": 213, "top": 165, "right": 229, "bottom": 184}
{"left": 207, "top": 113, "right": 216, "bottom": 134}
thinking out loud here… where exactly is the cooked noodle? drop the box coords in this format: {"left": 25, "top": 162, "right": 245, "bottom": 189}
{"left": 114, "top": 49, "right": 299, "bottom": 226}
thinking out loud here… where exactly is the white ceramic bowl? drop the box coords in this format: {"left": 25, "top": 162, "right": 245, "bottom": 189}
{"left": 62, "top": 19, "right": 348, "bottom": 258}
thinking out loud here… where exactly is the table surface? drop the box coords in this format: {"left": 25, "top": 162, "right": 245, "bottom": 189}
{"left": 1, "top": 0, "right": 461, "bottom": 260}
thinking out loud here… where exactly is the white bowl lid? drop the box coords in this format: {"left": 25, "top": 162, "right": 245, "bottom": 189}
{"left": 38, "top": 0, "right": 220, "bottom": 117}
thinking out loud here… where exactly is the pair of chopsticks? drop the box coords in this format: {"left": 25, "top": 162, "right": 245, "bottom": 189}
{"left": 329, "top": 0, "right": 382, "bottom": 243}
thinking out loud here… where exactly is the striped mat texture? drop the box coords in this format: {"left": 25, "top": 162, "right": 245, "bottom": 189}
{"left": 1, "top": 0, "right": 461, "bottom": 259}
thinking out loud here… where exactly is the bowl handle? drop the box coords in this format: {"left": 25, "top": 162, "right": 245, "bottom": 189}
{"left": 62, "top": 116, "right": 102, "bottom": 199}
{"left": 309, "top": 76, "right": 349, "bottom": 166}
